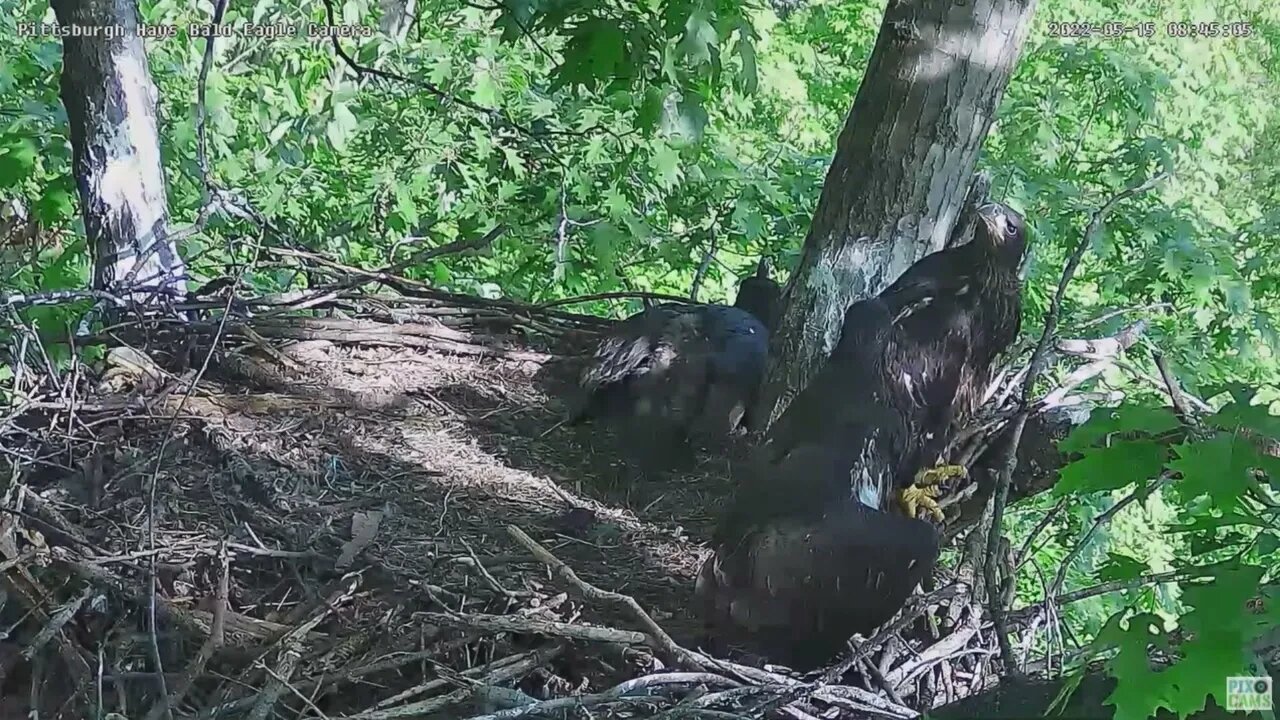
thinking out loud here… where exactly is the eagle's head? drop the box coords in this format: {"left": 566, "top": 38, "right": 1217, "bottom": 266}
{"left": 735, "top": 258, "right": 782, "bottom": 331}
{"left": 755, "top": 257, "right": 772, "bottom": 279}
{"left": 975, "top": 202, "right": 1028, "bottom": 269}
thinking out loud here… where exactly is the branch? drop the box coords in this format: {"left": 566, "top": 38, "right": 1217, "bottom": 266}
{"left": 395, "top": 224, "right": 507, "bottom": 270}
{"left": 690, "top": 228, "right": 719, "bottom": 302}
{"left": 1013, "top": 496, "right": 1069, "bottom": 570}
{"left": 3, "top": 289, "right": 128, "bottom": 309}
{"left": 982, "top": 171, "right": 1170, "bottom": 676}
{"left": 1037, "top": 320, "right": 1147, "bottom": 408}
{"left": 1048, "top": 475, "right": 1170, "bottom": 600}
{"left": 1055, "top": 319, "right": 1148, "bottom": 360}
{"left": 535, "top": 291, "right": 704, "bottom": 310}
{"left": 506, "top": 525, "right": 706, "bottom": 670}
{"left": 317, "top": 0, "right": 602, "bottom": 147}
{"left": 818, "top": 583, "right": 966, "bottom": 684}
{"left": 142, "top": 541, "right": 228, "bottom": 720}
{"left": 421, "top": 611, "right": 649, "bottom": 646}
{"left": 458, "top": 673, "right": 743, "bottom": 720}
{"left": 1152, "top": 350, "right": 1192, "bottom": 419}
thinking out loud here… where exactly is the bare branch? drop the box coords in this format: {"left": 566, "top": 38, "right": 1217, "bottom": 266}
{"left": 506, "top": 525, "right": 707, "bottom": 670}
{"left": 536, "top": 291, "right": 704, "bottom": 310}
{"left": 1152, "top": 350, "right": 1192, "bottom": 419}
{"left": 982, "top": 171, "right": 1170, "bottom": 675}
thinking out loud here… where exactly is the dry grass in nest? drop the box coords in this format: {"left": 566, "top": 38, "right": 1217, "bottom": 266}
{"left": 0, "top": 298, "right": 973, "bottom": 720}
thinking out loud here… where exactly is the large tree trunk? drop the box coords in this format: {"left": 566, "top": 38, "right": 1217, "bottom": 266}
{"left": 753, "top": 0, "right": 1038, "bottom": 430}
{"left": 53, "top": 0, "right": 187, "bottom": 303}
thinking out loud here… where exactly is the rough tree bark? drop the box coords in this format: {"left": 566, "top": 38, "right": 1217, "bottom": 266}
{"left": 378, "top": 0, "right": 416, "bottom": 43}
{"left": 753, "top": 0, "right": 1039, "bottom": 430}
{"left": 52, "top": 0, "right": 187, "bottom": 302}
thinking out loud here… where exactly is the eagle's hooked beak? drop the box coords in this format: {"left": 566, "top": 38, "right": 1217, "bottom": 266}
{"left": 976, "top": 202, "right": 1008, "bottom": 239}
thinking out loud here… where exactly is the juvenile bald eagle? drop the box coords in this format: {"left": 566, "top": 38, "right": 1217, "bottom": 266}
{"left": 697, "top": 204, "right": 1027, "bottom": 667}
{"left": 566, "top": 260, "right": 781, "bottom": 466}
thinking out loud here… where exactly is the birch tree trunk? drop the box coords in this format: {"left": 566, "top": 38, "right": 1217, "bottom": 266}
{"left": 752, "top": 0, "right": 1038, "bottom": 431}
{"left": 52, "top": 0, "right": 187, "bottom": 304}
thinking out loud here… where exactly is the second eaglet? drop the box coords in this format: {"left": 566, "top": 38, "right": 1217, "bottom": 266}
{"left": 698, "top": 202, "right": 1028, "bottom": 668}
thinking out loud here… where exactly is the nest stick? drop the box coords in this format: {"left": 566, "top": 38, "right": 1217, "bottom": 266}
{"left": 143, "top": 541, "right": 229, "bottom": 720}
{"left": 506, "top": 524, "right": 706, "bottom": 670}
{"left": 421, "top": 611, "right": 648, "bottom": 645}
{"left": 981, "top": 171, "right": 1169, "bottom": 675}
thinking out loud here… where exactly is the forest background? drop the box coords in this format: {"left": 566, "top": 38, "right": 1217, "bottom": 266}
{"left": 2, "top": 0, "right": 1279, "bottom": 717}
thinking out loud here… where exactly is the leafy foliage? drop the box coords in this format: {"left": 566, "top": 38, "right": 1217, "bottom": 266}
{"left": 1049, "top": 396, "right": 1280, "bottom": 719}
{"left": 2, "top": 0, "right": 1280, "bottom": 714}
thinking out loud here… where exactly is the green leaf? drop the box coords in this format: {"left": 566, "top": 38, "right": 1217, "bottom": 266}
{"left": 664, "top": 96, "right": 708, "bottom": 143}
{"left": 1098, "top": 553, "right": 1149, "bottom": 582}
{"left": 1207, "top": 399, "right": 1280, "bottom": 440}
{"left": 1055, "top": 439, "right": 1166, "bottom": 495}
{"left": 393, "top": 181, "right": 419, "bottom": 228}
{"left": 590, "top": 221, "right": 623, "bottom": 270}
{"left": 1166, "top": 511, "right": 1275, "bottom": 532}
{"left": 637, "top": 86, "right": 666, "bottom": 133}
{"left": 497, "top": 180, "right": 520, "bottom": 201}
{"left": 586, "top": 23, "right": 626, "bottom": 80}
{"left": 1202, "top": 383, "right": 1258, "bottom": 407}
{"left": 602, "top": 186, "right": 630, "bottom": 220}
{"left": 428, "top": 55, "right": 452, "bottom": 86}
{"left": 326, "top": 101, "right": 358, "bottom": 151}
{"left": 622, "top": 214, "right": 653, "bottom": 245}
{"left": 0, "top": 137, "right": 38, "bottom": 182}
{"left": 651, "top": 144, "right": 682, "bottom": 189}
{"left": 34, "top": 185, "right": 75, "bottom": 224}
{"left": 679, "top": 9, "right": 717, "bottom": 65}
{"left": 732, "top": 200, "right": 767, "bottom": 240}
{"left": 494, "top": 0, "right": 535, "bottom": 43}
{"left": 501, "top": 146, "right": 527, "bottom": 179}
{"left": 1164, "top": 565, "right": 1270, "bottom": 715}
{"left": 1059, "top": 405, "right": 1181, "bottom": 453}
{"left": 529, "top": 96, "right": 557, "bottom": 119}
{"left": 1168, "top": 435, "right": 1263, "bottom": 513}
{"left": 1100, "top": 612, "right": 1172, "bottom": 719}
{"left": 1258, "top": 531, "right": 1280, "bottom": 557}
{"left": 473, "top": 68, "right": 501, "bottom": 106}
{"left": 583, "top": 135, "right": 608, "bottom": 165}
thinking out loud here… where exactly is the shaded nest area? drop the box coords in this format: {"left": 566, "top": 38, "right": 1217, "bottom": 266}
{"left": 1, "top": 293, "right": 971, "bottom": 720}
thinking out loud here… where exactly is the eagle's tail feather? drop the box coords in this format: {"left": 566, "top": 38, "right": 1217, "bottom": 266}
{"left": 701, "top": 505, "right": 941, "bottom": 668}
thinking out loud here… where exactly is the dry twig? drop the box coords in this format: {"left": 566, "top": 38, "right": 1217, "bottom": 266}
{"left": 507, "top": 525, "right": 707, "bottom": 670}
{"left": 982, "top": 171, "right": 1169, "bottom": 674}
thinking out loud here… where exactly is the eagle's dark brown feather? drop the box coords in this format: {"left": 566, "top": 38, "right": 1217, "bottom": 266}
{"left": 698, "top": 203, "right": 1027, "bottom": 668}
{"left": 699, "top": 445, "right": 941, "bottom": 668}
{"left": 566, "top": 261, "right": 781, "bottom": 460}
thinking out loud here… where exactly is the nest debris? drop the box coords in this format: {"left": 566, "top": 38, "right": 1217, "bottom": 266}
{"left": 0, "top": 292, "right": 999, "bottom": 720}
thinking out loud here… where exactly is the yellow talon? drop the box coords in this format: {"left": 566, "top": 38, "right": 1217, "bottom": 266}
{"left": 916, "top": 463, "right": 967, "bottom": 488}
{"left": 899, "top": 464, "right": 967, "bottom": 521}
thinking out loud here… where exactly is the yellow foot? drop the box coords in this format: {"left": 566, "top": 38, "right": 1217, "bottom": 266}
{"left": 916, "top": 463, "right": 967, "bottom": 488}
{"left": 899, "top": 464, "right": 967, "bottom": 521}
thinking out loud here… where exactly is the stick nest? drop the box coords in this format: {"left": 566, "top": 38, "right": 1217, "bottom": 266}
{"left": 0, "top": 291, "right": 991, "bottom": 720}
